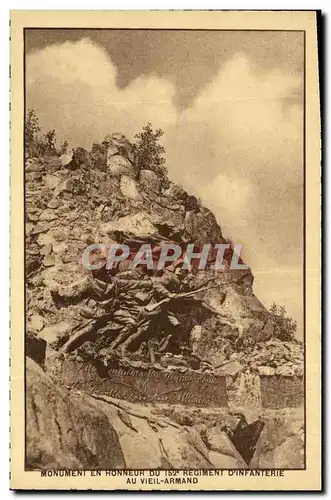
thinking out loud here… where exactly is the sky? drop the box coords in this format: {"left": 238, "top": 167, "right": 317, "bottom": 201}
{"left": 25, "top": 29, "right": 304, "bottom": 337}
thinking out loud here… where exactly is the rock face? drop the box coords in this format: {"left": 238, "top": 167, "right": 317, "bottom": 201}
{"left": 24, "top": 132, "right": 304, "bottom": 470}
{"left": 26, "top": 357, "right": 247, "bottom": 470}
{"left": 100, "top": 397, "right": 213, "bottom": 469}
{"left": 204, "top": 428, "right": 247, "bottom": 468}
{"left": 250, "top": 408, "right": 304, "bottom": 469}
{"left": 227, "top": 371, "right": 262, "bottom": 414}
{"left": 139, "top": 169, "right": 162, "bottom": 193}
{"left": 26, "top": 358, "right": 125, "bottom": 470}
{"left": 105, "top": 132, "right": 137, "bottom": 177}
{"left": 24, "top": 133, "right": 303, "bottom": 375}
{"left": 25, "top": 135, "right": 265, "bottom": 362}
{"left": 119, "top": 175, "right": 141, "bottom": 199}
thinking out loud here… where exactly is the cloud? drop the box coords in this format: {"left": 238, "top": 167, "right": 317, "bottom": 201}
{"left": 27, "top": 38, "right": 177, "bottom": 146}
{"left": 26, "top": 38, "right": 303, "bottom": 329}
{"left": 163, "top": 54, "right": 303, "bottom": 271}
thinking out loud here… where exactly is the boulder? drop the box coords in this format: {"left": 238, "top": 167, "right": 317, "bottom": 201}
{"left": 148, "top": 203, "right": 186, "bottom": 236}
{"left": 87, "top": 395, "right": 213, "bottom": 469}
{"left": 55, "top": 179, "right": 74, "bottom": 195}
{"left": 208, "top": 450, "right": 247, "bottom": 469}
{"left": 40, "top": 244, "right": 52, "bottom": 256}
{"left": 107, "top": 155, "right": 136, "bottom": 178}
{"left": 163, "top": 181, "right": 186, "bottom": 200}
{"left": 120, "top": 175, "right": 140, "bottom": 199}
{"left": 26, "top": 171, "right": 42, "bottom": 183}
{"left": 258, "top": 366, "right": 276, "bottom": 376}
{"left": 28, "top": 314, "right": 45, "bottom": 333}
{"left": 184, "top": 208, "right": 223, "bottom": 242}
{"left": 255, "top": 435, "right": 304, "bottom": 469}
{"left": 52, "top": 241, "right": 68, "bottom": 255}
{"left": 104, "top": 132, "right": 135, "bottom": 163}
{"left": 250, "top": 408, "right": 304, "bottom": 469}
{"left": 44, "top": 156, "right": 63, "bottom": 170}
{"left": 216, "top": 360, "right": 244, "bottom": 376}
{"left": 26, "top": 333, "right": 47, "bottom": 366}
{"left": 27, "top": 243, "right": 40, "bottom": 256}
{"left": 276, "top": 365, "right": 296, "bottom": 376}
{"left": 100, "top": 212, "right": 157, "bottom": 237}
{"left": 38, "top": 320, "right": 71, "bottom": 347}
{"left": 26, "top": 358, "right": 125, "bottom": 469}
{"left": 37, "top": 233, "right": 53, "bottom": 246}
{"left": 227, "top": 371, "right": 262, "bottom": 413}
{"left": 47, "top": 199, "right": 60, "bottom": 209}
{"left": 43, "top": 174, "right": 60, "bottom": 190}
{"left": 189, "top": 325, "right": 203, "bottom": 355}
{"left": 209, "top": 287, "right": 255, "bottom": 322}
{"left": 30, "top": 224, "right": 47, "bottom": 235}
{"left": 43, "top": 254, "right": 56, "bottom": 267}
{"left": 105, "top": 133, "right": 136, "bottom": 177}
{"left": 139, "top": 169, "right": 161, "bottom": 193}
{"left": 60, "top": 150, "right": 73, "bottom": 167}
{"left": 204, "top": 428, "right": 247, "bottom": 467}
{"left": 39, "top": 209, "right": 58, "bottom": 222}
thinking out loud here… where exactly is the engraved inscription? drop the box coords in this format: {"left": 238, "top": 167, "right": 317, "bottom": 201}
{"left": 61, "top": 359, "right": 228, "bottom": 407}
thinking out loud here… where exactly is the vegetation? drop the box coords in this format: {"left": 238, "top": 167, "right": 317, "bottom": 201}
{"left": 269, "top": 302, "right": 297, "bottom": 341}
{"left": 25, "top": 110, "right": 41, "bottom": 157}
{"left": 25, "top": 109, "right": 58, "bottom": 157}
{"left": 25, "top": 112, "right": 168, "bottom": 181}
{"left": 58, "top": 140, "right": 69, "bottom": 155}
{"left": 133, "top": 123, "right": 167, "bottom": 178}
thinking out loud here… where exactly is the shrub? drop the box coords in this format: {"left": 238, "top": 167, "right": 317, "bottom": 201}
{"left": 25, "top": 109, "right": 41, "bottom": 157}
{"left": 269, "top": 302, "right": 297, "bottom": 341}
{"left": 25, "top": 110, "right": 58, "bottom": 157}
{"left": 58, "top": 141, "right": 69, "bottom": 155}
{"left": 133, "top": 123, "right": 167, "bottom": 178}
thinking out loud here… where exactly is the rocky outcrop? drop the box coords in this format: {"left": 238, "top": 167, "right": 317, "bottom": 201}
{"left": 250, "top": 408, "right": 304, "bottom": 469}
{"left": 26, "top": 357, "right": 250, "bottom": 470}
{"left": 95, "top": 396, "right": 213, "bottom": 469}
{"left": 24, "top": 134, "right": 304, "bottom": 372}
{"left": 226, "top": 371, "right": 262, "bottom": 414}
{"left": 25, "top": 132, "right": 304, "bottom": 371}
{"left": 26, "top": 357, "right": 125, "bottom": 470}
{"left": 203, "top": 427, "right": 247, "bottom": 468}
{"left": 24, "top": 132, "right": 304, "bottom": 470}
{"left": 148, "top": 403, "right": 303, "bottom": 469}
{"left": 139, "top": 169, "right": 162, "bottom": 193}
{"left": 105, "top": 132, "right": 137, "bottom": 178}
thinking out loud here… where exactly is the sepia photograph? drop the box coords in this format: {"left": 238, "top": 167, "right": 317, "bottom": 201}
{"left": 10, "top": 10, "right": 321, "bottom": 491}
